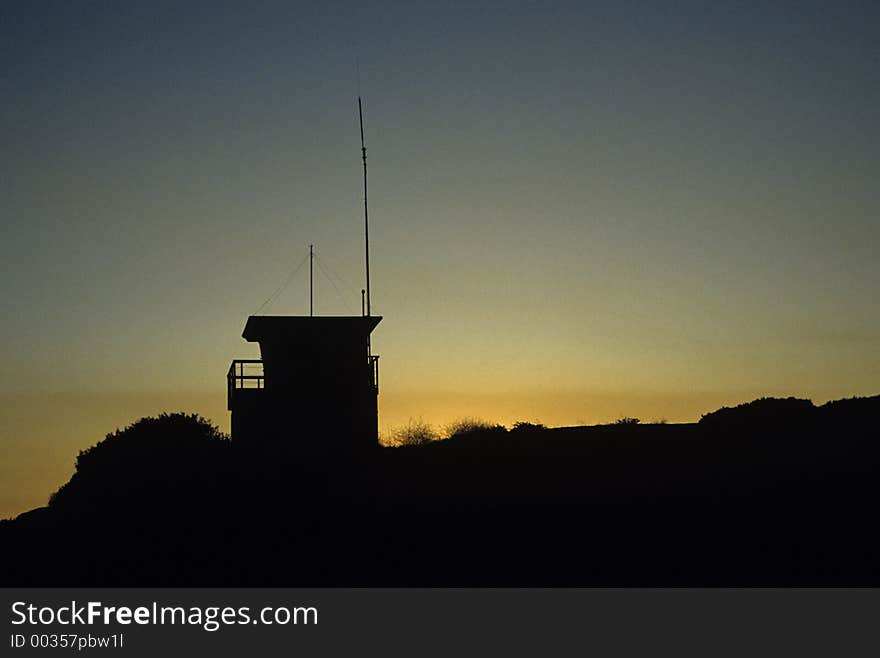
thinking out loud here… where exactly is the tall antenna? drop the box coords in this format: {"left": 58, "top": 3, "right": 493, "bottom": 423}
{"left": 359, "top": 96, "right": 372, "bottom": 317}
{"left": 309, "top": 244, "right": 314, "bottom": 317}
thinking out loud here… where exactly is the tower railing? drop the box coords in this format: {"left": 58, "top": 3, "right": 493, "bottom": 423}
{"left": 228, "top": 356, "right": 379, "bottom": 408}
{"left": 227, "top": 359, "right": 264, "bottom": 409}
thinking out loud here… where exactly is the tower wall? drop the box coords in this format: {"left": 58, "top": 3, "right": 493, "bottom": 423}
{"left": 229, "top": 316, "right": 381, "bottom": 453}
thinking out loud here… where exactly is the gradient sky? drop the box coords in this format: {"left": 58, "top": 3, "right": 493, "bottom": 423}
{"left": 2, "top": 1, "right": 879, "bottom": 518}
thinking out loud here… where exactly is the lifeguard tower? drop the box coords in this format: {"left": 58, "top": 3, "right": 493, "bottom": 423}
{"left": 227, "top": 315, "right": 380, "bottom": 451}
{"left": 226, "top": 96, "right": 381, "bottom": 453}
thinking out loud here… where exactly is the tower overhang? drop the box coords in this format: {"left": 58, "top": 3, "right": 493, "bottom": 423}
{"left": 242, "top": 315, "right": 381, "bottom": 343}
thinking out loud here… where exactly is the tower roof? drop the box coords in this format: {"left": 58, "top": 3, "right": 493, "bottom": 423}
{"left": 242, "top": 315, "right": 381, "bottom": 343}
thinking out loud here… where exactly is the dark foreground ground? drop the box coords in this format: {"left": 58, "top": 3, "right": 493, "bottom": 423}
{"left": 2, "top": 395, "right": 879, "bottom": 586}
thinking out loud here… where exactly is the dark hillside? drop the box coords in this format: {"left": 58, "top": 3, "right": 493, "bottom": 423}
{"left": 2, "top": 396, "right": 879, "bottom": 585}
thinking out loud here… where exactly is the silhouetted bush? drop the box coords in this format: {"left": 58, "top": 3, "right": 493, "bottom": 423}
{"left": 511, "top": 421, "right": 546, "bottom": 432}
{"left": 614, "top": 416, "right": 640, "bottom": 425}
{"left": 49, "top": 413, "right": 229, "bottom": 510}
{"left": 699, "top": 397, "right": 815, "bottom": 429}
{"left": 387, "top": 419, "right": 439, "bottom": 447}
{"left": 443, "top": 417, "right": 503, "bottom": 440}
{"left": 819, "top": 395, "right": 880, "bottom": 427}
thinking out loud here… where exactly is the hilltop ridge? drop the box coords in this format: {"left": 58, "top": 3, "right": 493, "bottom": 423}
{"left": 2, "top": 395, "right": 879, "bottom": 585}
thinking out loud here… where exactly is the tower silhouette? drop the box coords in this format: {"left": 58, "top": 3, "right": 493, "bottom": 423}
{"left": 227, "top": 315, "right": 381, "bottom": 452}
{"left": 227, "top": 97, "right": 380, "bottom": 454}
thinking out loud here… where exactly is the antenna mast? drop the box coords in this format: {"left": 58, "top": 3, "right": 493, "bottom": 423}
{"left": 359, "top": 96, "right": 372, "bottom": 317}
{"left": 309, "top": 244, "right": 314, "bottom": 317}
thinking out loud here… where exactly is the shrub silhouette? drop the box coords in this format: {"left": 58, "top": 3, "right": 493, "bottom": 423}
{"left": 443, "top": 417, "right": 503, "bottom": 440}
{"left": 387, "top": 419, "right": 439, "bottom": 447}
{"left": 819, "top": 394, "right": 880, "bottom": 427}
{"left": 49, "top": 413, "right": 229, "bottom": 511}
{"left": 699, "top": 397, "right": 815, "bottom": 429}
{"left": 511, "top": 421, "right": 546, "bottom": 432}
